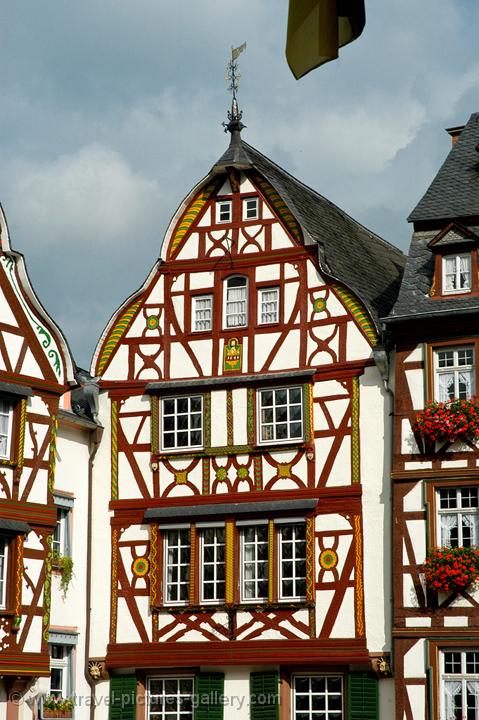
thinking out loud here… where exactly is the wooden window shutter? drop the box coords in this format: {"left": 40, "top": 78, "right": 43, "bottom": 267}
{"left": 195, "top": 673, "right": 225, "bottom": 720}
{"left": 109, "top": 675, "right": 137, "bottom": 720}
{"left": 347, "top": 672, "right": 378, "bottom": 720}
{"left": 250, "top": 671, "right": 279, "bottom": 720}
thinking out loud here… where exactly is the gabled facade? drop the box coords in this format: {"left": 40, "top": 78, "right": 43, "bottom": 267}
{"left": 385, "top": 112, "right": 479, "bottom": 720}
{"left": 89, "top": 117, "right": 404, "bottom": 720}
{"left": 0, "top": 206, "right": 98, "bottom": 720}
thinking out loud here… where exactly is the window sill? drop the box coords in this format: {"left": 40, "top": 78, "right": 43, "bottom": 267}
{"left": 155, "top": 601, "right": 314, "bottom": 613}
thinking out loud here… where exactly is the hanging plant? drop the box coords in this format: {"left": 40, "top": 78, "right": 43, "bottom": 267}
{"left": 415, "top": 398, "right": 479, "bottom": 445}
{"left": 421, "top": 546, "right": 479, "bottom": 594}
{"left": 42, "top": 695, "right": 75, "bottom": 718}
{"left": 52, "top": 551, "right": 74, "bottom": 599}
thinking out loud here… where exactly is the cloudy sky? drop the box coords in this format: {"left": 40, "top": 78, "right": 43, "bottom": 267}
{"left": 1, "top": 1, "right": 478, "bottom": 369}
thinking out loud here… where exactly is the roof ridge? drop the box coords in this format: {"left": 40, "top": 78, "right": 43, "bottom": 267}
{"left": 242, "top": 141, "right": 404, "bottom": 259}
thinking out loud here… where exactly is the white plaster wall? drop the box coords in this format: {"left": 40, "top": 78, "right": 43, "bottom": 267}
{"left": 403, "top": 639, "right": 426, "bottom": 678}
{"left": 232, "top": 388, "right": 248, "bottom": 446}
{"left": 405, "top": 368, "right": 424, "bottom": 410}
{"left": 210, "top": 390, "right": 227, "bottom": 447}
{"left": 360, "top": 365, "right": 391, "bottom": 652}
{"left": 89, "top": 391, "right": 113, "bottom": 658}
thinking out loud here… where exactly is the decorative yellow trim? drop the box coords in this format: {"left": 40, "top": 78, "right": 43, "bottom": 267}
{"left": 110, "top": 528, "right": 119, "bottom": 643}
{"left": 168, "top": 182, "right": 218, "bottom": 258}
{"left": 42, "top": 534, "right": 53, "bottom": 643}
{"left": 17, "top": 398, "right": 27, "bottom": 468}
{"left": 13, "top": 534, "right": 24, "bottom": 631}
{"left": 225, "top": 521, "right": 234, "bottom": 604}
{"left": 306, "top": 516, "right": 315, "bottom": 602}
{"left": 111, "top": 401, "right": 119, "bottom": 500}
{"left": 226, "top": 390, "right": 234, "bottom": 447}
{"left": 150, "top": 396, "right": 159, "bottom": 455}
{"left": 354, "top": 515, "right": 365, "bottom": 638}
{"left": 96, "top": 299, "right": 142, "bottom": 375}
{"left": 189, "top": 525, "right": 196, "bottom": 606}
{"left": 332, "top": 283, "right": 377, "bottom": 346}
{"left": 149, "top": 524, "right": 158, "bottom": 607}
{"left": 253, "top": 173, "right": 302, "bottom": 242}
{"left": 175, "top": 470, "right": 188, "bottom": 485}
{"left": 278, "top": 462, "right": 293, "bottom": 479}
{"left": 268, "top": 519, "right": 275, "bottom": 603}
{"left": 351, "top": 377, "right": 360, "bottom": 484}
{"left": 48, "top": 416, "right": 58, "bottom": 496}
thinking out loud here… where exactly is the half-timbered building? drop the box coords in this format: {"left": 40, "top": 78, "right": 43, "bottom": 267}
{"left": 0, "top": 205, "right": 98, "bottom": 720}
{"left": 89, "top": 104, "right": 405, "bottom": 720}
{"left": 385, "top": 112, "right": 479, "bottom": 719}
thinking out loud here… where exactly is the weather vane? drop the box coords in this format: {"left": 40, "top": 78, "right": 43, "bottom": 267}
{"left": 223, "top": 42, "right": 246, "bottom": 133}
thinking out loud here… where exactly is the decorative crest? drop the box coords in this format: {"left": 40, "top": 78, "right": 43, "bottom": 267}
{"left": 223, "top": 42, "right": 247, "bottom": 133}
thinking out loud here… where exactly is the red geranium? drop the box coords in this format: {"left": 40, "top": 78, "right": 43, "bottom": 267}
{"left": 421, "top": 546, "right": 479, "bottom": 594}
{"left": 415, "top": 399, "right": 479, "bottom": 444}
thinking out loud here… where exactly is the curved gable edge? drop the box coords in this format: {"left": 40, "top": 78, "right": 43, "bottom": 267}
{"left": 91, "top": 260, "right": 160, "bottom": 378}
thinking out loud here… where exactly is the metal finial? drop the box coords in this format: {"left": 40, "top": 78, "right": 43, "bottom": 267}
{"left": 223, "top": 43, "right": 247, "bottom": 133}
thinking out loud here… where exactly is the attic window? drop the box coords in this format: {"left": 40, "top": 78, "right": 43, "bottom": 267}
{"left": 217, "top": 200, "right": 232, "bottom": 223}
{"left": 443, "top": 254, "right": 471, "bottom": 294}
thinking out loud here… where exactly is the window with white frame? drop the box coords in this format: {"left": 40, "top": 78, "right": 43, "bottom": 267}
{"left": 217, "top": 200, "right": 232, "bottom": 223}
{"left": 243, "top": 196, "right": 259, "bottom": 220}
{"left": 292, "top": 675, "right": 343, "bottom": 720}
{"left": 161, "top": 396, "right": 203, "bottom": 451}
{"left": 241, "top": 525, "right": 269, "bottom": 601}
{"left": 224, "top": 276, "right": 248, "bottom": 328}
{"left": 52, "top": 508, "right": 70, "bottom": 557}
{"left": 147, "top": 677, "right": 194, "bottom": 720}
{"left": 279, "top": 523, "right": 306, "bottom": 599}
{"left": 437, "top": 487, "right": 479, "bottom": 547}
{"left": 434, "top": 346, "right": 475, "bottom": 401}
{"left": 258, "top": 287, "right": 279, "bottom": 324}
{"left": 441, "top": 649, "right": 479, "bottom": 720}
{"left": 192, "top": 295, "right": 213, "bottom": 332}
{"left": 443, "top": 254, "right": 471, "bottom": 294}
{"left": 49, "top": 644, "right": 72, "bottom": 698}
{"left": 164, "top": 529, "right": 190, "bottom": 604}
{"left": 200, "top": 527, "right": 225, "bottom": 603}
{"left": 0, "top": 399, "right": 13, "bottom": 459}
{"left": 0, "top": 536, "right": 8, "bottom": 608}
{"left": 258, "top": 386, "right": 303, "bottom": 443}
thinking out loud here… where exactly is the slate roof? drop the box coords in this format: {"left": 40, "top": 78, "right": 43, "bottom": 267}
{"left": 213, "top": 132, "right": 405, "bottom": 328}
{"left": 385, "top": 227, "right": 479, "bottom": 323}
{"left": 387, "top": 112, "right": 479, "bottom": 323}
{"left": 409, "top": 112, "right": 479, "bottom": 222}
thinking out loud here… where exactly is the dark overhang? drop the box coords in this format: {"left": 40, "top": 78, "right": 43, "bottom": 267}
{"left": 0, "top": 381, "right": 33, "bottom": 398}
{"left": 0, "top": 519, "right": 31, "bottom": 534}
{"left": 144, "top": 498, "right": 317, "bottom": 522}
{"left": 146, "top": 369, "right": 315, "bottom": 395}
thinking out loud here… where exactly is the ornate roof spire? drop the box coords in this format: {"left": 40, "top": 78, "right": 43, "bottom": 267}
{"left": 223, "top": 43, "right": 247, "bottom": 134}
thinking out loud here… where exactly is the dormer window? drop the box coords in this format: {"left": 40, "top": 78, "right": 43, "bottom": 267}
{"left": 443, "top": 254, "right": 471, "bottom": 294}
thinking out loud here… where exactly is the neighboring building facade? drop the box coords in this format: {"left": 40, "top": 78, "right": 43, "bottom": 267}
{"left": 0, "top": 206, "right": 98, "bottom": 720}
{"left": 385, "top": 113, "right": 479, "bottom": 719}
{"left": 88, "top": 114, "right": 404, "bottom": 719}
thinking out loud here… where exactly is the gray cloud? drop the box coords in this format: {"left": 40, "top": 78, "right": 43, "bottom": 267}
{"left": 1, "top": 0, "right": 478, "bottom": 367}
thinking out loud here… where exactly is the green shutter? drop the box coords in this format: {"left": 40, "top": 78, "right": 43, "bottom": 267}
{"left": 250, "top": 671, "right": 279, "bottom": 720}
{"left": 109, "top": 675, "right": 137, "bottom": 720}
{"left": 348, "top": 673, "right": 378, "bottom": 720}
{"left": 195, "top": 673, "right": 224, "bottom": 720}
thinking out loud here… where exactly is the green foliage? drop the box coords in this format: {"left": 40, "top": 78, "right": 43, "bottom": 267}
{"left": 43, "top": 695, "right": 75, "bottom": 712}
{"left": 52, "top": 551, "right": 74, "bottom": 599}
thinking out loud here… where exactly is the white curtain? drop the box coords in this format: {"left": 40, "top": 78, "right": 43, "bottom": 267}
{"left": 458, "top": 370, "right": 473, "bottom": 399}
{"left": 227, "top": 286, "right": 246, "bottom": 326}
{"left": 441, "top": 514, "right": 458, "bottom": 545}
{"left": 444, "top": 256, "right": 457, "bottom": 291}
{"left": 467, "top": 681, "right": 479, "bottom": 720}
{"left": 444, "top": 680, "right": 462, "bottom": 719}
{"left": 460, "top": 254, "right": 471, "bottom": 289}
{"left": 463, "top": 514, "right": 479, "bottom": 546}
{"left": 438, "top": 372, "right": 454, "bottom": 402}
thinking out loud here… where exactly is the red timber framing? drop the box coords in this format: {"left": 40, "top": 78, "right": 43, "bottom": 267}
{"left": 98, "top": 165, "right": 380, "bottom": 690}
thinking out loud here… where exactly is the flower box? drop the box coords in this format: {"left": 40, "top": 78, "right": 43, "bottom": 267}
{"left": 43, "top": 711, "right": 73, "bottom": 718}
{"left": 415, "top": 398, "right": 479, "bottom": 447}
{"left": 421, "top": 546, "right": 479, "bottom": 595}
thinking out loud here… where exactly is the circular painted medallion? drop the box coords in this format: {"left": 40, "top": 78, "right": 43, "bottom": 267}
{"left": 236, "top": 466, "right": 249, "bottom": 480}
{"left": 132, "top": 557, "right": 149, "bottom": 577}
{"left": 319, "top": 549, "right": 338, "bottom": 571}
{"left": 313, "top": 298, "right": 327, "bottom": 313}
{"left": 215, "top": 467, "right": 228, "bottom": 481}
{"left": 146, "top": 315, "right": 159, "bottom": 330}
